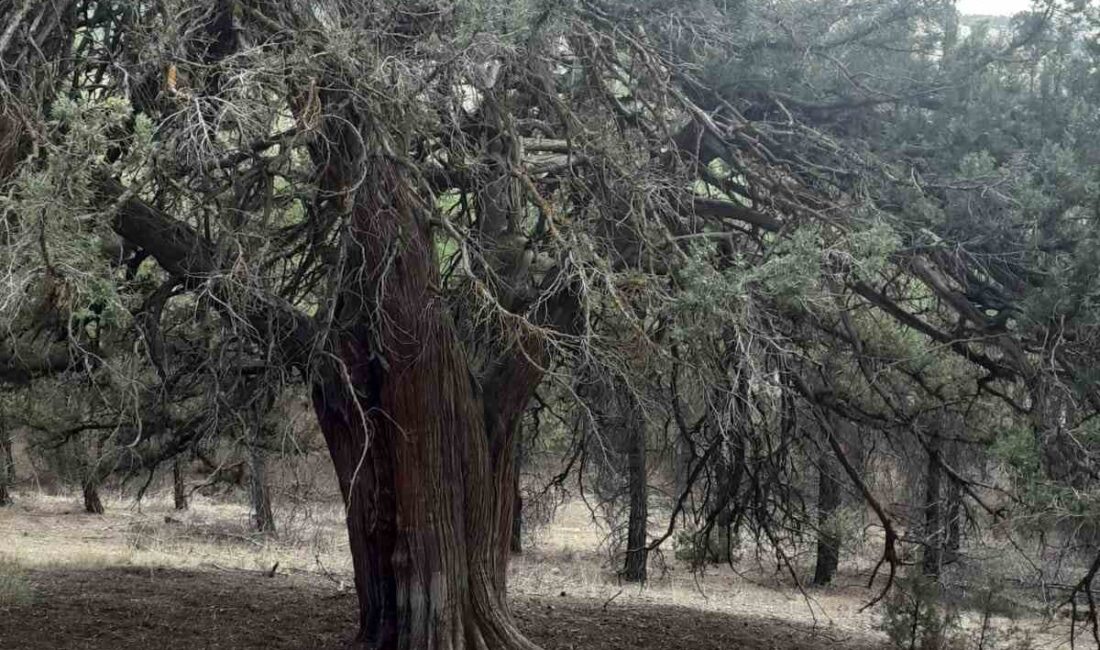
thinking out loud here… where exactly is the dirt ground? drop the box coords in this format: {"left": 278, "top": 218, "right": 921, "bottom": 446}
{"left": 0, "top": 491, "right": 1061, "bottom": 649}
{"left": 0, "top": 565, "right": 888, "bottom": 650}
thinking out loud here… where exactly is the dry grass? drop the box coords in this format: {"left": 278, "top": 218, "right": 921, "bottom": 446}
{"left": 0, "top": 556, "right": 34, "bottom": 607}
{"left": 0, "top": 490, "right": 351, "bottom": 578}
{"left": 511, "top": 500, "right": 888, "bottom": 640}
{"left": 0, "top": 487, "right": 1068, "bottom": 649}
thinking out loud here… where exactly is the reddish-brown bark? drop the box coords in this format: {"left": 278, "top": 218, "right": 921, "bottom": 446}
{"left": 311, "top": 162, "right": 543, "bottom": 649}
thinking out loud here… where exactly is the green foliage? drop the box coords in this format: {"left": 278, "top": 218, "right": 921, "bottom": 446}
{"left": 668, "top": 245, "right": 748, "bottom": 326}
{"left": 880, "top": 575, "right": 1040, "bottom": 650}
{"left": 846, "top": 219, "right": 902, "bottom": 281}
{"left": 745, "top": 226, "right": 825, "bottom": 310}
{"left": 879, "top": 574, "right": 962, "bottom": 650}
{"left": 5, "top": 2, "right": 1100, "bottom": 643}
{"left": 990, "top": 424, "right": 1041, "bottom": 481}
{"left": 672, "top": 526, "right": 735, "bottom": 566}
{"left": 0, "top": 92, "right": 154, "bottom": 335}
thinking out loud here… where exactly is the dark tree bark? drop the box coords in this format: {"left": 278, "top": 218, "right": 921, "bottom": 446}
{"left": 83, "top": 436, "right": 105, "bottom": 514}
{"left": 83, "top": 481, "right": 104, "bottom": 514}
{"left": 75, "top": 72, "right": 566, "bottom": 648}
{"left": 585, "top": 372, "right": 649, "bottom": 580}
{"left": 704, "top": 434, "right": 745, "bottom": 563}
{"left": 511, "top": 438, "right": 523, "bottom": 555}
{"left": 0, "top": 421, "right": 13, "bottom": 507}
{"left": 699, "top": 345, "right": 750, "bottom": 564}
{"left": 310, "top": 159, "right": 555, "bottom": 649}
{"left": 812, "top": 457, "right": 842, "bottom": 586}
{"left": 622, "top": 419, "right": 648, "bottom": 582}
{"left": 922, "top": 435, "right": 943, "bottom": 578}
{"left": 173, "top": 455, "right": 189, "bottom": 511}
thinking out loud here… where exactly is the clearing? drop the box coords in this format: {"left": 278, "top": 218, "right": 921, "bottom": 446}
{"left": 0, "top": 491, "right": 1059, "bottom": 649}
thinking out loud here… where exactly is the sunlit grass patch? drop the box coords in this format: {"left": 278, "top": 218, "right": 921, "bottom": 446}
{"left": 0, "top": 555, "right": 34, "bottom": 606}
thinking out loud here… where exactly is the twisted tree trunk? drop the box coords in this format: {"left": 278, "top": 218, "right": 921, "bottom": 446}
{"left": 311, "top": 162, "right": 546, "bottom": 649}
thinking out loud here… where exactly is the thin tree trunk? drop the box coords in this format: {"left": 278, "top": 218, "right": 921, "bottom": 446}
{"left": 812, "top": 457, "right": 842, "bottom": 586}
{"left": 922, "top": 436, "right": 943, "bottom": 578}
{"left": 83, "top": 480, "right": 104, "bottom": 514}
{"left": 586, "top": 373, "right": 648, "bottom": 580}
{"left": 622, "top": 420, "right": 648, "bottom": 582}
{"left": 173, "top": 455, "right": 188, "bottom": 511}
{"left": 704, "top": 435, "right": 745, "bottom": 563}
{"left": 0, "top": 423, "right": 12, "bottom": 507}
{"left": 703, "top": 345, "right": 749, "bottom": 561}
{"left": 83, "top": 436, "right": 104, "bottom": 514}
{"left": 249, "top": 434, "right": 275, "bottom": 535}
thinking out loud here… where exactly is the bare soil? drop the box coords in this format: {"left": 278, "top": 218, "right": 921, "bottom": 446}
{"left": 2, "top": 492, "right": 1062, "bottom": 649}
{"left": 0, "top": 565, "right": 888, "bottom": 650}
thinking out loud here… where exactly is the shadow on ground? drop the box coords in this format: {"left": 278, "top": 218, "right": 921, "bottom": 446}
{"left": 0, "top": 566, "right": 888, "bottom": 649}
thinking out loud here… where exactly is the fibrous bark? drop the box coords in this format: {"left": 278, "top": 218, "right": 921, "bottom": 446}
{"left": 311, "top": 159, "right": 546, "bottom": 649}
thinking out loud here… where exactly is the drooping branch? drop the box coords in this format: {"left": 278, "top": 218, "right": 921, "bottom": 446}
{"left": 98, "top": 178, "right": 318, "bottom": 371}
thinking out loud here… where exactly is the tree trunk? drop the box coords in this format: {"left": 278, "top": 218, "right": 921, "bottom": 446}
{"left": 511, "top": 439, "right": 523, "bottom": 555}
{"left": 173, "top": 455, "right": 189, "bottom": 511}
{"left": 704, "top": 434, "right": 745, "bottom": 563}
{"left": 0, "top": 423, "right": 13, "bottom": 507}
{"left": 310, "top": 162, "right": 550, "bottom": 649}
{"left": 812, "top": 457, "right": 842, "bottom": 586}
{"left": 83, "top": 436, "right": 104, "bottom": 514}
{"left": 585, "top": 372, "right": 648, "bottom": 580}
{"left": 922, "top": 436, "right": 943, "bottom": 578}
{"left": 701, "top": 343, "right": 749, "bottom": 562}
{"left": 249, "top": 435, "right": 276, "bottom": 535}
{"left": 83, "top": 480, "right": 104, "bottom": 514}
{"left": 622, "top": 420, "right": 648, "bottom": 582}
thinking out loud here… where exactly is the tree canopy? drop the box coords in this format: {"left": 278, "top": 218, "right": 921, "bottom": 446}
{"left": 4, "top": 0, "right": 1100, "bottom": 648}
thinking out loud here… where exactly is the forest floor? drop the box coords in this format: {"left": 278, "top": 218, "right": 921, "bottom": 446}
{"left": 0, "top": 490, "right": 1067, "bottom": 649}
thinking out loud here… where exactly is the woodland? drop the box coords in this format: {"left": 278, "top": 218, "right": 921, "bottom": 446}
{"left": 2, "top": 1, "right": 1100, "bottom": 649}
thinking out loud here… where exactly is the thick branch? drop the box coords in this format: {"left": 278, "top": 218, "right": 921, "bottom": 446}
{"left": 100, "top": 178, "right": 318, "bottom": 369}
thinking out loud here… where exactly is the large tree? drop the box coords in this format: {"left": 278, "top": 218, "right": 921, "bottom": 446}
{"left": 9, "top": 0, "right": 1100, "bottom": 647}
